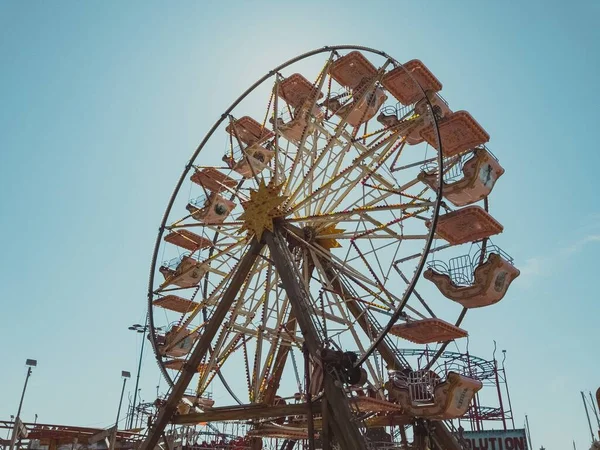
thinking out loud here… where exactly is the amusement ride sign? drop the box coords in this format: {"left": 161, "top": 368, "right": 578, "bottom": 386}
{"left": 459, "top": 429, "right": 528, "bottom": 450}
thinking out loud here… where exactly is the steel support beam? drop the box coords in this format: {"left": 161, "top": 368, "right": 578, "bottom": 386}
{"left": 140, "top": 237, "right": 264, "bottom": 450}
{"left": 172, "top": 402, "right": 322, "bottom": 424}
{"left": 265, "top": 229, "right": 367, "bottom": 450}
{"left": 320, "top": 264, "right": 407, "bottom": 371}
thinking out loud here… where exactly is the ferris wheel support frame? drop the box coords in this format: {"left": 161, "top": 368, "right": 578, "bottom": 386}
{"left": 143, "top": 229, "right": 369, "bottom": 450}
{"left": 141, "top": 237, "right": 264, "bottom": 450}
{"left": 265, "top": 228, "right": 367, "bottom": 450}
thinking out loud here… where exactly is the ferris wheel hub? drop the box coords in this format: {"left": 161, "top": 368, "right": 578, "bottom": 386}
{"left": 238, "top": 180, "right": 288, "bottom": 240}
{"left": 302, "top": 225, "right": 318, "bottom": 242}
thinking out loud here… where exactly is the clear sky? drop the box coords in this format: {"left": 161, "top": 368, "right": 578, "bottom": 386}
{"left": 1, "top": 1, "right": 599, "bottom": 449}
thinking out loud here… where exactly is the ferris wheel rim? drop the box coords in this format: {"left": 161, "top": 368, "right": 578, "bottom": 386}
{"left": 146, "top": 44, "right": 446, "bottom": 393}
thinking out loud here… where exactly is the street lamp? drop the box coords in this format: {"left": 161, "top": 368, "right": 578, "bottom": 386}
{"left": 10, "top": 359, "right": 37, "bottom": 450}
{"left": 110, "top": 371, "right": 130, "bottom": 450}
{"left": 115, "top": 371, "right": 131, "bottom": 429}
{"left": 127, "top": 320, "right": 162, "bottom": 429}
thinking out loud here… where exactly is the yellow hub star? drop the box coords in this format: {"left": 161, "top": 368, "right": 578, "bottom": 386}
{"left": 316, "top": 224, "right": 344, "bottom": 250}
{"left": 239, "top": 180, "right": 287, "bottom": 240}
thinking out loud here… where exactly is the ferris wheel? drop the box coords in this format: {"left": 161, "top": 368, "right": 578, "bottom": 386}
{"left": 142, "top": 46, "right": 520, "bottom": 450}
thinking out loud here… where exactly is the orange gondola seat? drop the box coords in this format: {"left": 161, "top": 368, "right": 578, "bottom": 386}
{"left": 427, "top": 205, "right": 503, "bottom": 245}
{"left": 273, "top": 73, "right": 324, "bottom": 143}
{"left": 328, "top": 51, "right": 388, "bottom": 127}
{"left": 382, "top": 59, "right": 443, "bottom": 106}
{"left": 191, "top": 167, "right": 237, "bottom": 194}
{"left": 419, "top": 147, "right": 504, "bottom": 206}
{"left": 421, "top": 110, "right": 490, "bottom": 157}
{"left": 157, "top": 325, "right": 197, "bottom": 358}
{"left": 186, "top": 193, "right": 235, "bottom": 224}
{"left": 224, "top": 116, "right": 275, "bottom": 178}
{"left": 424, "top": 246, "right": 520, "bottom": 308}
{"left": 377, "top": 93, "right": 451, "bottom": 145}
{"left": 386, "top": 371, "right": 482, "bottom": 419}
{"left": 159, "top": 254, "right": 207, "bottom": 288}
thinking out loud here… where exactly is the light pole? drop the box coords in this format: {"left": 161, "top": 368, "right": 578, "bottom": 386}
{"left": 115, "top": 371, "right": 131, "bottom": 429}
{"left": 110, "top": 371, "right": 130, "bottom": 450}
{"left": 10, "top": 359, "right": 37, "bottom": 450}
{"left": 134, "top": 390, "right": 142, "bottom": 429}
{"left": 127, "top": 321, "right": 162, "bottom": 429}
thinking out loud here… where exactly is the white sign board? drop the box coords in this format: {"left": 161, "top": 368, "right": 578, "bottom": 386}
{"left": 461, "top": 429, "right": 528, "bottom": 450}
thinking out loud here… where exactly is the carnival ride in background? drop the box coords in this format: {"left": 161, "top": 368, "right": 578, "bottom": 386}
{"left": 140, "top": 45, "right": 520, "bottom": 450}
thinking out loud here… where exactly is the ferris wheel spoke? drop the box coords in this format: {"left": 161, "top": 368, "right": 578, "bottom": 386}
{"left": 358, "top": 229, "right": 391, "bottom": 284}
{"left": 272, "top": 140, "right": 296, "bottom": 187}
{"left": 284, "top": 55, "right": 335, "bottom": 196}
{"left": 309, "top": 129, "right": 345, "bottom": 204}
{"left": 249, "top": 260, "right": 274, "bottom": 401}
{"left": 283, "top": 226, "right": 378, "bottom": 289}
{"left": 322, "top": 190, "right": 398, "bottom": 228}
{"left": 362, "top": 166, "right": 425, "bottom": 198}
{"left": 167, "top": 240, "right": 263, "bottom": 343}
{"left": 287, "top": 201, "right": 434, "bottom": 226}
{"left": 196, "top": 254, "right": 272, "bottom": 394}
{"left": 201, "top": 239, "right": 248, "bottom": 265}
{"left": 288, "top": 129, "right": 406, "bottom": 217}
{"left": 304, "top": 131, "right": 343, "bottom": 218}
{"left": 348, "top": 239, "right": 396, "bottom": 305}
{"left": 287, "top": 142, "right": 356, "bottom": 215}
{"left": 169, "top": 221, "right": 244, "bottom": 230}
{"left": 312, "top": 164, "right": 372, "bottom": 217}
{"left": 330, "top": 254, "right": 427, "bottom": 320}
{"left": 393, "top": 243, "right": 453, "bottom": 264}
{"left": 316, "top": 139, "right": 407, "bottom": 216}
{"left": 285, "top": 70, "right": 392, "bottom": 206}
{"left": 302, "top": 139, "right": 353, "bottom": 217}
{"left": 227, "top": 116, "right": 265, "bottom": 186}
{"left": 203, "top": 258, "right": 299, "bottom": 402}
{"left": 348, "top": 208, "right": 431, "bottom": 242}
{"left": 392, "top": 265, "right": 436, "bottom": 318}
{"left": 312, "top": 254, "right": 410, "bottom": 372}
{"left": 292, "top": 133, "right": 329, "bottom": 219}
{"left": 304, "top": 243, "right": 403, "bottom": 317}
{"left": 309, "top": 252, "right": 382, "bottom": 387}
{"left": 315, "top": 231, "right": 421, "bottom": 240}
{"left": 300, "top": 171, "right": 434, "bottom": 227}
{"left": 255, "top": 301, "right": 295, "bottom": 402}
{"left": 392, "top": 155, "right": 437, "bottom": 173}
{"left": 272, "top": 76, "right": 282, "bottom": 184}
{"left": 196, "top": 328, "right": 238, "bottom": 395}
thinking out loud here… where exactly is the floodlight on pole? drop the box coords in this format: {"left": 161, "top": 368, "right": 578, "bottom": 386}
{"left": 10, "top": 359, "right": 37, "bottom": 450}
{"left": 127, "top": 319, "right": 162, "bottom": 429}
{"left": 110, "top": 371, "right": 130, "bottom": 450}
{"left": 115, "top": 371, "right": 130, "bottom": 428}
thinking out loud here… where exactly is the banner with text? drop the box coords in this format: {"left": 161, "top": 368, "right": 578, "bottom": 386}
{"left": 461, "top": 429, "right": 528, "bottom": 450}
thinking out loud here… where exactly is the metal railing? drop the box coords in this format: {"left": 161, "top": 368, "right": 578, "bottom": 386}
{"left": 427, "top": 244, "right": 515, "bottom": 287}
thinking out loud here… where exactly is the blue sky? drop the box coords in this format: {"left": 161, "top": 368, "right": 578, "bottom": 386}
{"left": 1, "top": 1, "right": 599, "bottom": 449}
